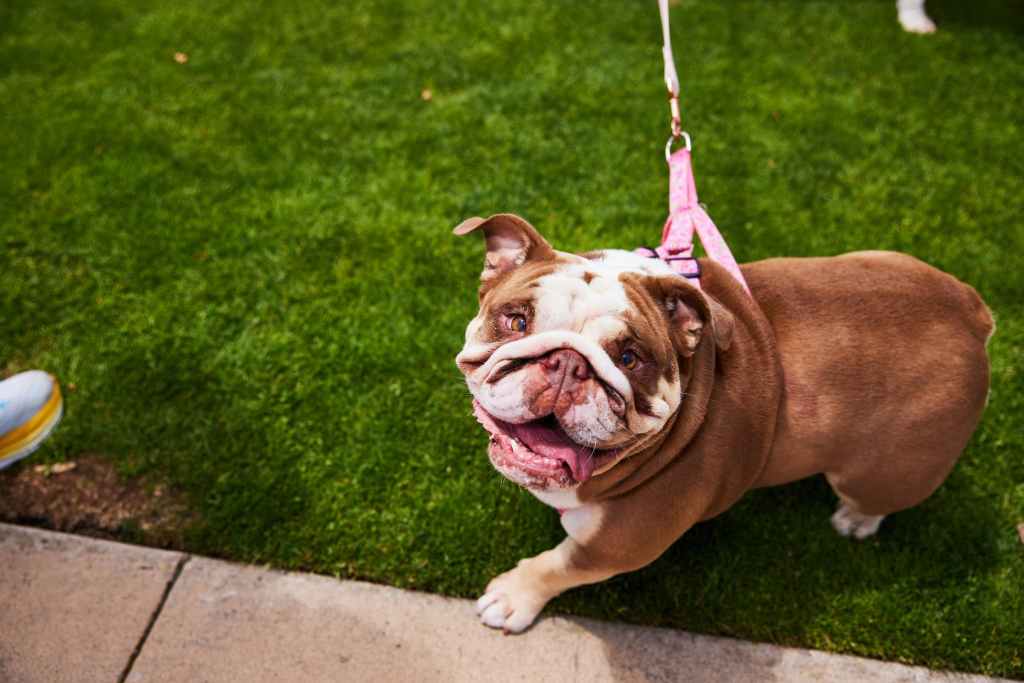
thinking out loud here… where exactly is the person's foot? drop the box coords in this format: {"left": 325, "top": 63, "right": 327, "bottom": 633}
{"left": 898, "top": 0, "right": 937, "bottom": 33}
{"left": 0, "top": 371, "right": 63, "bottom": 470}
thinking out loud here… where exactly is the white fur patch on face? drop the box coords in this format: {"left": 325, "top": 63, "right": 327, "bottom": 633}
{"left": 470, "top": 330, "right": 633, "bottom": 402}
{"left": 534, "top": 272, "right": 629, "bottom": 325}
{"left": 464, "top": 316, "right": 485, "bottom": 343}
{"left": 558, "top": 391, "right": 618, "bottom": 447}
{"left": 581, "top": 316, "right": 628, "bottom": 347}
{"left": 629, "top": 374, "right": 680, "bottom": 436}
{"left": 586, "top": 249, "right": 677, "bottom": 277}
{"left": 473, "top": 377, "right": 538, "bottom": 424}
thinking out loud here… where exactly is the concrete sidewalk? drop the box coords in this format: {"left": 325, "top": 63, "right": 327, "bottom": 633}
{"left": 0, "top": 524, "right": 1012, "bottom": 683}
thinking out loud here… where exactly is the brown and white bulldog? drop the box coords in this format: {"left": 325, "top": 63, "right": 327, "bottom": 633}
{"left": 454, "top": 213, "right": 994, "bottom": 633}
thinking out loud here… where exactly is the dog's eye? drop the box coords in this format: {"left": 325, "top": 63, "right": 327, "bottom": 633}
{"left": 505, "top": 315, "right": 528, "bottom": 333}
{"left": 619, "top": 350, "right": 639, "bottom": 370}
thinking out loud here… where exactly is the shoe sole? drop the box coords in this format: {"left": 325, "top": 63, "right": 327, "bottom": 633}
{"left": 0, "top": 379, "right": 63, "bottom": 470}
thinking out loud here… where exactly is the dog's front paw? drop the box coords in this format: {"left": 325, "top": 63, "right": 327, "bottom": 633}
{"left": 475, "top": 567, "right": 551, "bottom": 634}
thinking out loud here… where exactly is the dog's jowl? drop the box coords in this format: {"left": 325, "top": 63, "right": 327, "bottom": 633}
{"left": 454, "top": 213, "right": 993, "bottom": 633}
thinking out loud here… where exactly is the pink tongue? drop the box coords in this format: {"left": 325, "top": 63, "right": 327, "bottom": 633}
{"left": 506, "top": 420, "right": 596, "bottom": 483}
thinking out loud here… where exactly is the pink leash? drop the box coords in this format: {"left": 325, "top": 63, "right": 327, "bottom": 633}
{"left": 636, "top": 0, "right": 751, "bottom": 295}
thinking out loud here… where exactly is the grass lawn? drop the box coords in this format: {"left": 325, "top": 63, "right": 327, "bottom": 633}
{"left": 2, "top": 0, "right": 1023, "bottom": 676}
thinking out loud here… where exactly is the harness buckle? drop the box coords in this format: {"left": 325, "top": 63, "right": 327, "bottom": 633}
{"left": 637, "top": 247, "right": 702, "bottom": 281}
{"left": 663, "top": 254, "right": 702, "bottom": 280}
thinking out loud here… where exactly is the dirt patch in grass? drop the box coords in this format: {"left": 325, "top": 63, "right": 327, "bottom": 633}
{"left": 0, "top": 454, "right": 197, "bottom": 549}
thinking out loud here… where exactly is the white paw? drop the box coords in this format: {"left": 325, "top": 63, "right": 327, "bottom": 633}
{"left": 475, "top": 569, "right": 549, "bottom": 634}
{"left": 899, "top": 10, "right": 936, "bottom": 34}
{"left": 831, "top": 503, "right": 885, "bottom": 540}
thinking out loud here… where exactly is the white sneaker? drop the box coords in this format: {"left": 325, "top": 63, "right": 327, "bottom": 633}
{"left": 0, "top": 371, "right": 63, "bottom": 470}
{"left": 898, "top": 0, "right": 937, "bottom": 33}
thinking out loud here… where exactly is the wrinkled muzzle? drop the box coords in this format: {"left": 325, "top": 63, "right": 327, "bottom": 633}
{"left": 460, "top": 333, "right": 635, "bottom": 489}
{"left": 484, "top": 348, "right": 624, "bottom": 443}
{"left": 458, "top": 331, "right": 634, "bottom": 416}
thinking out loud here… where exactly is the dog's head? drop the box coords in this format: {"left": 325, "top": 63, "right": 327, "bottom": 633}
{"left": 455, "top": 214, "right": 734, "bottom": 491}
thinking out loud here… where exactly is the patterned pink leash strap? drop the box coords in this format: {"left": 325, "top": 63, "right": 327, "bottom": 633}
{"left": 635, "top": 0, "right": 751, "bottom": 295}
{"left": 668, "top": 147, "right": 749, "bottom": 293}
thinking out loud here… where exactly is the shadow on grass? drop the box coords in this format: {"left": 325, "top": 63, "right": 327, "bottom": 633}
{"left": 550, "top": 472, "right": 1002, "bottom": 670}
{"left": 101, "top": 340, "right": 318, "bottom": 564}
{"left": 930, "top": 0, "right": 1024, "bottom": 34}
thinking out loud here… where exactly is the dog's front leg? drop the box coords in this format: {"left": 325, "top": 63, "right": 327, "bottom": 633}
{"left": 475, "top": 534, "right": 614, "bottom": 633}
{"left": 475, "top": 501, "right": 662, "bottom": 633}
{"left": 476, "top": 477, "right": 710, "bottom": 633}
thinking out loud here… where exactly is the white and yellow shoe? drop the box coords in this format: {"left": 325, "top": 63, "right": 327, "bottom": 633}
{"left": 0, "top": 371, "right": 63, "bottom": 470}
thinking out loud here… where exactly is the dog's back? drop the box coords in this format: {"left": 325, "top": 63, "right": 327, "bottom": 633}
{"left": 745, "top": 251, "right": 992, "bottom": 519}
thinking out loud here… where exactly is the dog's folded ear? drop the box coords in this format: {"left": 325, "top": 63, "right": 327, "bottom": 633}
{"left": 453, "top": 213, "right": 556, "bottom": 282}
{"left": 641, "top": 276, "right": 735, "bottom": 356}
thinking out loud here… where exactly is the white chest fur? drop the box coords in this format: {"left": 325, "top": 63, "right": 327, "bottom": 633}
{"left": 529, "top": 488, "right": 602, "bottom": 543}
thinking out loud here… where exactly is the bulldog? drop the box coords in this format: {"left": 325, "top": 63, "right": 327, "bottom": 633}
{"left": 454, "top": 213, "right": 994, "bottom": 633}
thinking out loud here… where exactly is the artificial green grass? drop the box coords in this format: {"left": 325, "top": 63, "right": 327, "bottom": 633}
{"left": 2, "top": 0, "right": 1022, "bottom": 676}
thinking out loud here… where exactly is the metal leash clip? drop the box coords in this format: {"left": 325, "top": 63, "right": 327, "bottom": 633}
{"left": 665, "top": 95, "right": 691, "bottom": 160}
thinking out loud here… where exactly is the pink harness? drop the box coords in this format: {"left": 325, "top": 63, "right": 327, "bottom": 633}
{"left": 635, "top": 146, "right": 750, "bottom": 294}
{"left": 637, "top": 0, "right": 751, "bottom": 295}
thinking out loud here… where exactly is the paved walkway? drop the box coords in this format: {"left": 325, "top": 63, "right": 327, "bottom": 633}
{"left": 0, "top": 524, "right": 1011, "bottom": 682}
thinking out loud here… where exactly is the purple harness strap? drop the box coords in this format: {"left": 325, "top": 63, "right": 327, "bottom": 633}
{"left": 636, "top": 147, "right": 751, "bottom": 294}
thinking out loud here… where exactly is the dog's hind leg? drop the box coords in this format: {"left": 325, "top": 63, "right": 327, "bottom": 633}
{"left": 825, "top": 469, "right": 898, "bottom": 540}
{"left": 829, "top": 493, "right": 885, "bottom": 540}
{"left": 824, "top": 437, "right": 965, "bottom": 541}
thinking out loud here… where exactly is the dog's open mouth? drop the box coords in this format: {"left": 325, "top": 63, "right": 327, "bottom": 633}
{"left": 472, "top": 401, "right": 620, "bottom": 489}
